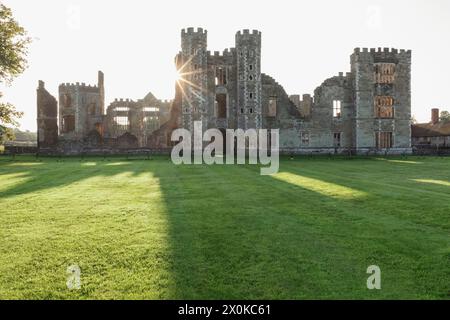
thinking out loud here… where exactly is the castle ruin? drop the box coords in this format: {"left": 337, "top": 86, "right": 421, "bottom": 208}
{"left": 37, "top": 28, "right": 412, "bottom": 155}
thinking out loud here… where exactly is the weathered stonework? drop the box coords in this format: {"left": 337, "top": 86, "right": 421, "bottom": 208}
{"left": 37, "top": 28, "right": 412, "bottom": 155}
{"left": 36, "top": 81, "right": 58, "bottom": 149}
{"left": 171, "top": 29, "right": 412, "bottom": 155}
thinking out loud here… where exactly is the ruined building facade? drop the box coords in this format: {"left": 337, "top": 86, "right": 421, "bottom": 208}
{"left": 37, "top": 71, "right": 172, "bottom": 153}
{"left": 37, "top": 28, "right": 412, "bottom": 154}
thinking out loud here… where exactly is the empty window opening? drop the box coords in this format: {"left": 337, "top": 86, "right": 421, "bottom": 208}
{"left": 95, "top": 122, "right": 103, "bottom": 136}
{"left": 301, "top": 132, "right": 310, "bottom": 145}
{"left": 376, "top": 132, "right": 393, "bottom": 149}
{"left": 62, "top": 115, "right": 75, "bottom": 133}
{"left": 333, "top": 133, "right": 341, "bottom": 147}
{"left": 268, "top": 96, "right": 277, "bottom": 117}
{"left": 249, "top": 64, "right": 253, "bottom": 71}
{"left": 249, "top": 108, "right": 253, "bottom": 114}
{"left": 114, "top": 116, "right": 129, "bottom": 128}
{"left": 333, "top": 100, "right": 342, "bottom": 118}
{"left": 114, "top": 106, "right": 130, "bottom": 112}
{"left": 89, "top": 103, "right": 96, "bottom": 116}
{"left": 143, "top": 107, "right": 159, "bottom": 112}
{"left": 62, "top": 94, "right": 72, "bottom": 108}
{"left": 215, "top": 67, "right": 227, "bottom": 86}
{"left": 249, "top": 75, "right": 253, "bottom": 81}
{"left": 240, "top": 108, "right": 244, "bottom": 114}
{"left": 216, "top": 94, "right": 227, "bottom": 118}
{"left": 144, "top": 116, "right": 159, "bottom": 132}
{"left": 374, "top": 63, "right": 395, "bottom": 84}
{"left": 374, "top": 96, "right": 394, "bottom": 118}
{"left": 249, "top": 92, "right": 253, "bottom": 99}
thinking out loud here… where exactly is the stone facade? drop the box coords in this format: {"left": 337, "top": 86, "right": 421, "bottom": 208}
{"left": 37, "top": 72, "right": 171, "bottom": 153}
{"left": 171, "top": 28, "right": 412, "bottom": 154}
{"left": 37, "top": 28, "right": 412, "bottom": 155}
{"left": 36, "top": 81, "right": 58, "bottom": 148}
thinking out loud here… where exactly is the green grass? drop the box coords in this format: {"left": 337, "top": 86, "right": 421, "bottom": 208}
{"left": 0, "top": 155, "right": 449, "bottom": 299}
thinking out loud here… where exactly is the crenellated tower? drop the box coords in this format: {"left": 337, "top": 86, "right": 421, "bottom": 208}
{"left": 351, "top": 48, "right": 411, "bottom": 151}
{"left": 58, "top": 71, "right": 105, "bottom": 141}
{"left": 235, "top": 29, "right": 262, "bottom": 129}
{"left": 180, "top": 27, "right": 208, "bottom": 132}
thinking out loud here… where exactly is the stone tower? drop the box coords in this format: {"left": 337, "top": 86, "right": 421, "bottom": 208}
{"left": 180, "top": 27, "right": 208, "bottom": 132}
{"left": 351, "top": 48, "right": 412, "bottom": 152}
{"left": 36, "top": 81, "right": 58, "bottom": 148}
{"left": 58, "top": 71, "right": 105, "bottom": 141}
{"left": 235, "top": 29, "right": 262, "bottom": 129}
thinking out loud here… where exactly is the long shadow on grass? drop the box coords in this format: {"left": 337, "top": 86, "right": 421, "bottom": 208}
{"left": 154, "top": 160, "right": 450, "bottom": 299}
{"left": 0, "top": 157, "right": 154, "bottom": 199}
{"left": 277, "top": 158, "right": 450, "bottom": 231}
{"left": 1, "top": 156, "right": 448, "bottom": 298}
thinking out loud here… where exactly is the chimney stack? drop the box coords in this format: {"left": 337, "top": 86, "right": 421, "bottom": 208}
{"left": 431, "top": 108, "right": 439, "bottom": 124}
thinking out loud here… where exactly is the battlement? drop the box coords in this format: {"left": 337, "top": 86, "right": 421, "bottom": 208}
{"left": 182, "top": 27, "right": 207, "bottom": 35}
{"left": 207, "top": 48, "right": 236, "bottom": 58}
{"left": 337, "top": 71, "right": 352, "bottom": 78}
{"left": 236, "top": 29, "right": 261, "bottom": 36}
{"left": 112, "top": 98, "right": 135, "bottom": 103}
{"left": 59, "top": 82, "right": 99, "bottom": 91}
{"left": 353, "top": 47, "right": 411, "bottom": 55}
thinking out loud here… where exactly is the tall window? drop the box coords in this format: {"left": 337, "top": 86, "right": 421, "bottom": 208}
{"left": 215, "top": 67, "right": 227, "bottom": 86}
{"left": 374, "top": 63, "right": 395, "bottom": 84}
{"left": 114, "top": 116, "right": 129, "bottom": 128}
{"left": 268, "top": 97, "right": 277, "bottom": 117}
{"left": 301, "top": 132, "right": 310, "bottom": 145}
{"left": 333, "top": 100, "right": 342, "bottom": 118}
{"left": 374, "top": 96, "right": 394, "bottom": 118}
{"left": 144, "top": 116, "right": 159, "bottom": 132}
{"left": 89, "top": 103, "right": 96, "bottom": 116}
{"left": 216, "top": 94, "right": 227, "bottom": 118}
{"left": 376, "top": 132, "right": 393, "bottom": 149}
{"left": 62, "top": 115, "right": 75, "bottom": 133}
{"left": 333, "top": 133, "right": 341, "bottom": 147}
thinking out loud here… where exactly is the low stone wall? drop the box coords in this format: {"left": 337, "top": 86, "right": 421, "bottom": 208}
{"left": 31, "top": 146, "right": 415, "bottom": 157}
{"left": 37, "top": 147, "right": 172, "bottom": 156}
{"left": 279, "top": 147, "right": 413, "bottom": 156}
{"left": 412, "top": 146, "right": 450, "bottom": 156}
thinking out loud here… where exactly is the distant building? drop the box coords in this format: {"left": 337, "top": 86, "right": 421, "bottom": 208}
{"left": 412, "top": 108, "right": 450, "bottom": 147}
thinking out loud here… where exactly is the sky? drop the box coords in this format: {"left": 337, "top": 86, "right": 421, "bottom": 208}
{"left": 1, "top": 0, "right": 450, "bottom": 131}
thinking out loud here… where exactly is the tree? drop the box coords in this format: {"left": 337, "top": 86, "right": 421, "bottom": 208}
{"left": 0, "top": 4, "right": 31, "bottom": 144}
{"left": 440, "top": 110, "right": 450, "bottom": 122}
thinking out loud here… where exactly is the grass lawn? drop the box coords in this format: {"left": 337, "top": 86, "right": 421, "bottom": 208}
{"left": 0, "top": 155, "right": 449, "bottom": 299}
